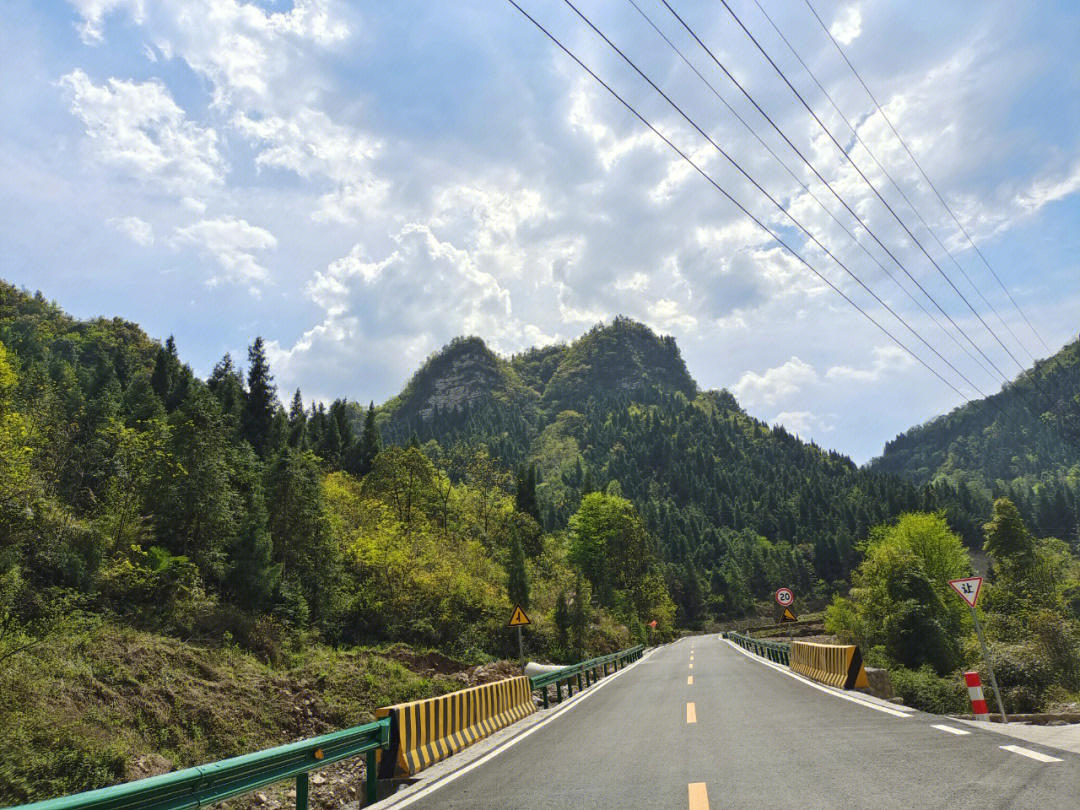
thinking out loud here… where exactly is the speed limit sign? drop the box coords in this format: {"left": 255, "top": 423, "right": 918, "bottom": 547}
{"left": 775, "top": 588, "right": 794, "bottom": 607}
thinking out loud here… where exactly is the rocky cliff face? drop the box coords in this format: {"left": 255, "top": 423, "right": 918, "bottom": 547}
{"left": 414, "top": 341, "right": 502, "bottom": 420}
{"left": 384, "top": 335, "right": 527, "bottom": 424}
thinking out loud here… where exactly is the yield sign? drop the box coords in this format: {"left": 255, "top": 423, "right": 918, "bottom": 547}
{"left": 948, "top": 576, "right": 983, "bottom": 608}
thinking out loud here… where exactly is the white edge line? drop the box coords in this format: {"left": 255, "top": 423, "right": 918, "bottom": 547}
{"left": 380, "top": 646, "right": 659, "bottom": 808}
{"left": 1001, "top": 744, "right": 1063, "bottom": 763}
{"left": 931, "top": 724, "right": 971, "bottom": 735}
{"left": 723, "top": 638, "right": 911, "bottom": 718}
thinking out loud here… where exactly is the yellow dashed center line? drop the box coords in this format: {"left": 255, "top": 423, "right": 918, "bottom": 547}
{"left": 689, "top": 662, "right": 693, "bottom": 669}
{"left": 688, "top": 782, "right": 709, "bottom": 810}
{"left": 686, "top": 702, "right": 697, "bottom": 723}
{"left": 687, "top": 675, "right": 693, "bottom": 685}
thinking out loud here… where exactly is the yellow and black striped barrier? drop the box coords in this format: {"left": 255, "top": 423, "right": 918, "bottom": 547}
{"left": 375, "top": 676, "right": 535, "bottom": 778}
{"left": 790, "top": 640, "right": 869, "bottom": 689}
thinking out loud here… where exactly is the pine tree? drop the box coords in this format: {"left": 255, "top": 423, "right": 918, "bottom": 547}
{"left": 554, "top": 590, "right": 570, "bottom": 648}
{"left": 288, "top": 389, "right": 307, "bottom": 448}
{"left": 208, "top": 353, "right": 245, "bottom": 435}
{"left": 515, "top": 463, "right": 540, "bottom": 522}
{"left": 242, "top": 337, "right": 278, "bottom": 457}
{"left": 570, "top": 573, "right": 590, "bottom": 657}
{"left": 508, "top": 532, "right": 529, "bottom": 609}
{"left": 150, "top": 335, "right": 180, "bottom": 407}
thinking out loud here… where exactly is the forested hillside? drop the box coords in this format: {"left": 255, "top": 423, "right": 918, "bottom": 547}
{"left": 379, "top": 317, "right": 1002, "bottom": 623}
{"left": 871, "top": 338, "right": 1080, "bottom": 541}
{"left": 0, "top": 283, "right": 671, "bottom": 801}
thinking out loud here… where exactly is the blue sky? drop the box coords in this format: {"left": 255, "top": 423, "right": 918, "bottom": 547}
{"left": 2, "top": 0, "right": 1078, "bottom": 463}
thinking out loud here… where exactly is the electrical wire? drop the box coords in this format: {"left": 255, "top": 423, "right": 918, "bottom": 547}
{"left": 560, "top": 0, "right": 991, "bottom": 402}
{"left": 711, "top": 0, "right": 1033, "bottom": 387}
{"left": 749, "top": 0, "right": 1036, "bottom": 365}
{"left": 624, "top": 0, "right": 997, "bottom": 385}
{"left": 501, "top": 0, "right": 989, "bottom": 416}
{"left": 803, "top": 0, "right": 1053, "bottom": 357}
{"left": 657, "top": 0, "right": 1012, "bottom": 392}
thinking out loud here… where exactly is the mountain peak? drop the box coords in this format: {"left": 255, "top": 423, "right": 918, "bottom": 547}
{"left": 387, "top": 336, "right": 524, "bottom": 421}
{"left": 540, "top": 316, "right": 697, "bottom": 410}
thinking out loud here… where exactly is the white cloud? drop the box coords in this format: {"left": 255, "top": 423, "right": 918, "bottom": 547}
{"left": 108, "top": 215, "right": 153, "bottom": 245}
{"left": 173, "top": 215, "right": 276, "bottom": 289}
{"left": 59, "top": 69, "right": 224, "bottom": 195}
{"left": 615, "top": 272, "right": 648, "bottom": 292}
{"left": 233, "top": 108, "right": 388, "bottom": 222}
{"left": 773, "top": 411, "right": 835, "bottom": 439}
{"left": 69, "top": 0, "right": 144, "bottom": 44}
{"left": 829, "top": 5, "right": 862, "bottom": 46}
{"left": 732, "top": 357, "right": 819, "bottom": 407}
{"left": 69, "top": 0, "right": 348, "bottom": 107}
{"left": 826, "top": 345, "right": 914, "bottom": 383}
{"left": 647, "top": 298, "right": 697, "bottom": 332}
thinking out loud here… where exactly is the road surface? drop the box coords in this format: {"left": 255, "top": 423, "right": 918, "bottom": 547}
{"left": 385, "top": 634, "right": 1078, "bottom": 809}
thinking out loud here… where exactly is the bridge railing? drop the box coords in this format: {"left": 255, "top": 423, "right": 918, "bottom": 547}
{"left": 529, "top": 644, "right": 645, "bottom": 708}
{"left": 725, "top": 631, "right": 790, "bottom": 666}
{"left": 11, "top": 716, "right": 391, "bottom": 810}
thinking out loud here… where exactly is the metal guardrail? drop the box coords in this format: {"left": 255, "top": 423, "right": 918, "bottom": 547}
{"left": 529, "top": 645, "right": 645, "bottom": 708}
{"left": 11, "top": 717, "right": 392, "bottom": 810}
{"left": 725, "top": 631, "right": 790, "bottom": 666}
{"left": 8, "top": 645, "right": 647, "bottom": 810}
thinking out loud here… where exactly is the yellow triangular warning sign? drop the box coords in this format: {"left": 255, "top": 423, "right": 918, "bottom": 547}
{"left": 779, "top": 607, "right": 798, "bottom": 623}
{"left": 508, "top": 605, "right": 531, "bottom": 627}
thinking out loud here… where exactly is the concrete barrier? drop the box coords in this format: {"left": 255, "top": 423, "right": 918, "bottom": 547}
{"left": 790, "top": 641, "right": 869, "bottom": 690}
{"left": 375, "top": 676, "right": 536, "bottom": 777}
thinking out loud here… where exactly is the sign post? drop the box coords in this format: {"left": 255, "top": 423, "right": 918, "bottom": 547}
{"left": 507, "top": 604, "right": 531, "bottom": 670}
{"left": 948, "top": 577, "right": 1007, "bottom": 724}
{"left": 775, "top": 588, "right": 796, "bottom": 641}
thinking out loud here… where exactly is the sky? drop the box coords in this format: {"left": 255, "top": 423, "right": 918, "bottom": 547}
{"left": 2, "top": 0, "right": 1078, "bottom": 464}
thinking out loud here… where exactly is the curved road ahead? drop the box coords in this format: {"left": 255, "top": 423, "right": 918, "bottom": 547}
{"left": 385, "top": 635, "right": 1077, "bottom": 809}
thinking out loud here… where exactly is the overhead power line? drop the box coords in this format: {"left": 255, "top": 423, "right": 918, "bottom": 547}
{"left": 749, "top": 0, "right": 1036, "bottom": 366}
{"left": 711, "top": 0, "right": 1034, "bottom": 391}
{"left": 802, "top": 0, "right": 1053, "bottom": 357}
{"left": 501, "top": 0, "right": 993, "bottom": 419}
{"left": 564, "top": 0, "right": 994, "bottom": 402}
{"left": 656, "top": 0, "right": 1011, "bottom": 392}
{"left": 624, "top": 0, "right": 997, "bottom": 386}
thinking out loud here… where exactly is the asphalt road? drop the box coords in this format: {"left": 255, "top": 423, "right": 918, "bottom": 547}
{"left": 387, "top": 635, "right": 1079, "bottom": 809}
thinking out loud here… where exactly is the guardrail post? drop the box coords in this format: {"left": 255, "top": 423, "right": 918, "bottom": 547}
{"left": 577, "top": 672, "right": 583, "bottom": 691}
{"left": 555, "top": 682, "right": 562, "bottom": 703}
{"left": 542, "top": 686, "right": 549, "bottom": 709}
{"left": 296, "top": 772, "right": 309, "bottom": 810}
{"left": 365, "top": 749, "right": 377, "bottom": 806}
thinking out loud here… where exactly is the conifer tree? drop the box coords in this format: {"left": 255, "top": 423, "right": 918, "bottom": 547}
{"left": 508, "top": 532, "right": 529, "bottom": 610}
{"left": 150, "top": 335, "right": 180, "bottom": 407}
{"left": 288, "top": 389, "right": 307, "bottom": 448}
{"left": 242, "top": 337, "right": 277, "bottom": 457}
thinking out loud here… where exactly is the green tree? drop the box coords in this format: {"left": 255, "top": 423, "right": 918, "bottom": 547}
{"left": 265, "top": 448, "right": 339, "bottom": 626}
{"left": 568, "top": 492, "right": 655, "bottom": 611}
{"left": 515, "top": 464, "right": 540, "bottom": 522}
{"left": 357, "top": 401, "right": 381, "bottom": 476}
{"left": 570, "top": 573, "right": 590, "bottom": 656}
{"left": 507, "top": 531, "right": 529, "bottom": 610}
{"left": 984, "top": 497, "right": 1036, "bottom": 580}
{"left": 242, "top": 337, "right": 278, "bottom": 457}
{"left": 287, "top": 389, "right": 307, "bottom": 448}
{"left": 554, "top": 590, "right": 569, "bottom": 648}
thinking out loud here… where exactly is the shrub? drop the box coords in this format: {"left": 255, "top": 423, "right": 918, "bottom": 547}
{"left": 889, "top": 665, "right": 968, "bottom": 714}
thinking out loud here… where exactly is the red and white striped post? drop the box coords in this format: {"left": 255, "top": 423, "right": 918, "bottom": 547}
{"left": 964, "top": 671, "right": 990, "bottom": 721}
